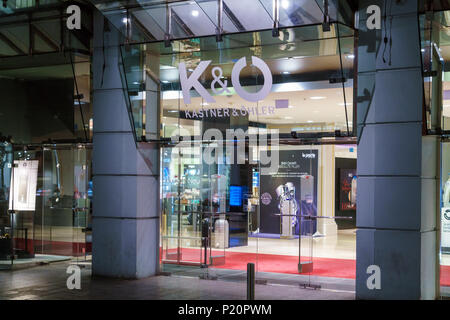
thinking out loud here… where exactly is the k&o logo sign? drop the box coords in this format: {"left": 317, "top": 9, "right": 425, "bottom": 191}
{"left": 179, "top": 56, "right": 273, "bottom": 104}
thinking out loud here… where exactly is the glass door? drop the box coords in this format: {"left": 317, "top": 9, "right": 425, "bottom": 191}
{"left": 160, "top": 142, "right": 208, "bottom": 274}
{"left": 29, "top": 144, "right": 92, "bottom": 266}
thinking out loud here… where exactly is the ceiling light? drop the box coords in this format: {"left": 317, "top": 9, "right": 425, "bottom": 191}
{"left": 281, "top": 0, "right": 290, "bottom": 9}
{"left": 191, "top": 10, "right": 199, "bottom": 17}
{"left": 162, "top": 80, "right": 169, "bottom": 84}
{"left": 310, "top": 96, "right": 326, "bottom": 100}
{"left": 282, "top": 71, "right": 290, "bottom": 75}
{"left": 307, "top": 120, "right": 314, "bottom": 123}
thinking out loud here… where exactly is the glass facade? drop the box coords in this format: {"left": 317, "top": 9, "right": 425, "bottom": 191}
{"left": 0, "top": 143, "right": 92, "bottom": 269}
{"left": 420, "top": 10, "right": 450, "bottom": 297}
{"left": 118, "top": 21, "right": 357, "bottom": 288}
{"left": 0, "top": 3, "right": 93, "bottom": 269}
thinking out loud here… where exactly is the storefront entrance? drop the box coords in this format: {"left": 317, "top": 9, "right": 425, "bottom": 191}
{"left": 118, "top": 20, "right": 359, "bottom": 288}
{"left": 159, "top": 139, "right": 357, "bottom": 288}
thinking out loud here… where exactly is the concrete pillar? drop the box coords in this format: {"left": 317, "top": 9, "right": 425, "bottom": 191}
{"left": 356, "top": 0, "right": 438, "bottom": 299}
{"left": 91, "top": 11, "right": 160, "bottom": 278}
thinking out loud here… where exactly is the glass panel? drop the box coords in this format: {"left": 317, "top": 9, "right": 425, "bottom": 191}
{"left": 160, "top": 141, "right": 210, "bottom": 276}
{"left": 0, "top": 144, "right": 92, "bottom": 270}
{"left": 194, "top": 0, "right": 240, "bottom": 34}
{"left": 0, "top": 52, "right": 92, "bottom": 144}
{"left": 120, "top": 23, "right": 355, "bottom": 141}
{"left": 440, "top": 140, "right": 450, "bottom": 298}
{"left": 72, "top": 56, "right": 93, "bottom": 141}
{"left": 0, "top": 142, "right": 13, "bottom": 269}
{"left": 420, "top": 12, "right": 444, "bottom": 133}
{"left": 95, "top": 0, "right": 354, "bottom": 42}
{"left": 39, "top": 145, "right": 92, "bottom": 260}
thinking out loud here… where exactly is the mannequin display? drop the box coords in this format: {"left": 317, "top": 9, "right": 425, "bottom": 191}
{"left": 276, "top": 182, "right": 298, "bottom": 238}
{"left": 298, "top": 194, "right": 317, "bottom": 236}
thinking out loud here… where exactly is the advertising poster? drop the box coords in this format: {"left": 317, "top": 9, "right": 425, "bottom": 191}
{"left": 340, "top": 169, "right": 357, "bottom": 211}
{"left": 260, "top": 150, "right": 318, "bottom": 235}
{"left": 9, "top": 160, "right": 39, "bottom": 211}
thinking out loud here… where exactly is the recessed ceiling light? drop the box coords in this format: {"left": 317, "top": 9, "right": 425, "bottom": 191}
{"left": 191, "top": 10, "right": 199, "bottom": 17}
{"left": 307, "top": 120, "right": 314, "bottom": 123}
{"left": 310, "top": 96, "right": 326, "bottom": 100}
{"left": 282, "top": 71, "right": 290, "bottom": 75}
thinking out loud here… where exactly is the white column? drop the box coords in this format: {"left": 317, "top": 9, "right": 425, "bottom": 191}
{"left": 317, "top": 144, "right": 337, "bottom": 236}
{"left": 91, "top": 11, "right": 160, "bottom": 279}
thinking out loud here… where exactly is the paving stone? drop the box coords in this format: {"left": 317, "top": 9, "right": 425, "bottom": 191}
{"left": 0, "top": 261, "right": 355, "bottom": 300}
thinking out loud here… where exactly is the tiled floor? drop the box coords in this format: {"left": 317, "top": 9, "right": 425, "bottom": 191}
{"left": 0, "top": 261, "right": 355, "bottom": 300}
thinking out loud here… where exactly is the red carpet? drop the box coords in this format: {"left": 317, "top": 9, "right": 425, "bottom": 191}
{"left": 164, "top": 248, "right": 450, "bottom": 286}
{"left": 217, "top": 251, "right": 356, "bottom": 279}
{"left": 441, "top": 266, "right": 450, "bottom": 287}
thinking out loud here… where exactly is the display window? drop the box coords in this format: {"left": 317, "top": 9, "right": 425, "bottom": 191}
{"left": 0, "top": 144, "right": 92, "bottom": 270}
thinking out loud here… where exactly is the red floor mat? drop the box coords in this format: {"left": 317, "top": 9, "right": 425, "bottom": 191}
{"left": 164, "top": 248, "right": 450, "bottom": 286}
{"left": 217, "top": 251, "right": 356, "bottom": 279}
{"left": 441, "top": 266, "right": 450, "bottom": 287}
